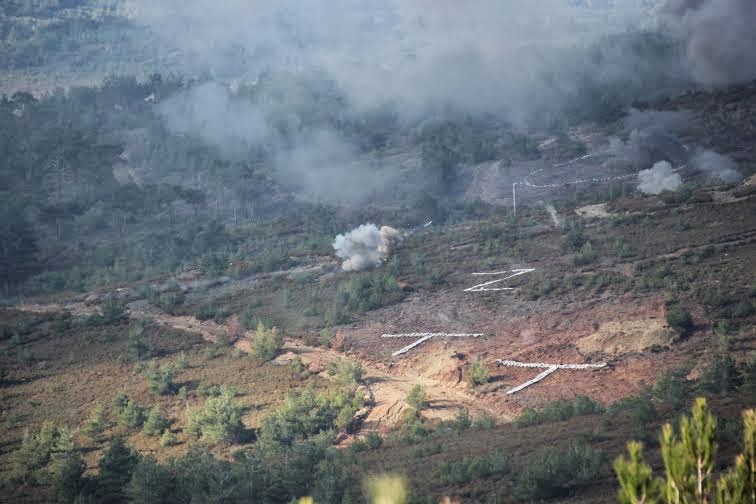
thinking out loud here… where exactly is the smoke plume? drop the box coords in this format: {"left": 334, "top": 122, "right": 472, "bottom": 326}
{"left": 637, "top": 161, "right": 682, "bottom": 195}
{"left": 333, "top": 224, "right": 401, "bottom": 272}
{"left": 608, "top": 109, "right": 691, "bottom": 169}
{"left": 664, "top": 0, "right": 756, "bottom": 86}
{"left": 690, "top": 149, "right": 743, "bottom": 183}
{"left": 545, "top": 204, "right": 561, "bottom": 228}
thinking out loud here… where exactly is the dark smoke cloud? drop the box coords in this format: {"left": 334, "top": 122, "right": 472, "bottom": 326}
{"left": 608, "top": 109, "right": 691, "bottom": 169}
{"left": 663, "top": 0, "right": 756, "bottom": 85}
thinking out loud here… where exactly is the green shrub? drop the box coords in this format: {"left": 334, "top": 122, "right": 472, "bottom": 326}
{"left": 473, "top": 416, "right": 497, "bottom": 430}
{"left": 126, "top": 321, "right": 150, "bottom": 361}
{"left": 100, "top": 298, "right": 128, "bottom": 325}
{"left": 175, "top": 351, "right": 188, "bottom": 370}
{"left": 411, "top": 439, "right": 443, "bottom": 458}
{"left": 467, "top": 359, "right": 490, "bottom": 387}
{"left": 142, "top": 408, "right": 170, "bottom": 437}
{"left": 335, "top": 271, "right": 404, "bottom": 313}
{"left": 651, "top": 369, "right": 690, "bottom": 409}
{"left": 17, "top": 347, "right": 33, "bottom": 366}
{"left": 699, "top": 354, "right": 742, "bottom": 395}
{"left": 82, "top": 404, "right": 109, "bottom": 442}
{"left": 665, "top": 303, "right": 693, "bottom": 335}
{"left": 258, "top": 386, "right": 364, "bottom": 451}
{"left": 144, "top": 363, "right": 177, "bottom": 395}
{"left": 436, "top": 450, "right": 509, "bottom": 484}
{"left": 6, "top": 421, "right": 77, "bottom": 487}
{"left": 324, "top": 304, "right": 351, "bottom": 326}
{"left": 252, "top": 322, "right": 283, "bottom": 361}
{"left": 571, "top": 242, "right": 597, "bottom": 266}
{"left": 516, "top": 444, "right": 606, "bottom": 500}
{"left": 452, "top": 409, "right": 472, "bottom": 431}
{"left": 516, "top": 396, "right": 604, "bottom": 428}
{"left": 329, "top": 360, "right": 363, "bottom": 386}
{"left": 406, "top": 385, "right": 427, "bottom": 411}
{"left": 732, "top": 299, "right": 755, "bottom": 318}
{"left": 157, "top": 292, "right": 180, "bottom": 311}
{"left": 114, "top": 395, "right": 144, "bottom": 429}
{"left": 318, "top": 328, "right": 335, "bottom": 347}
{"left": 365, "top": 431, "right": 383, "bottom": 450}
{"left": 563, "top": 221, "right": 587, "bottom": 251}
{"left": 186, "top": 386, "right": 244, "bottom": 444}
{"left": 606, "top": 391, "right": 657, "bottom": 442}
{"left": 159, "top": 430, "right": 178, "bottom": 447}
{"left": 196, "top": 303, "right": 217, "bottom": 321}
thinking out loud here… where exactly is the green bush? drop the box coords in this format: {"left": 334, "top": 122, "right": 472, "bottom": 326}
{"left": 365, "top": 431, "right": 383, "bottom": 450}
{"left": 699, "top": 353, "right": 742, "bottom": 395}
{"left": 144, "top": 363, "right": 177, "bottom": 395}
{"left": 516, "top": 444, "right": 606, "bottom": 500}
{"left": 126, "top": 321, "right": 151, "bottom": 361}
{"left": 516, "top": 396, "right": 604, "bottom": 428}
{"left": 252, "top": 322, "right": 283, "bottom": 361}
{"left": 473, "top": 416, "right": 497, "bottom": 430}
{"left": 452, "top": 409, "right": 472, "bottom": 431}
{"left": 328, "top": 360, "right": 363, "bottom": 386}
{"left": 335, "top": 271, "right": 404, "bottom": 313}
{"left": 258, "top": 386, "right": 364, "bottom": 451}
{"left": 186, "top": 386, "right": 244, "bottom": 444}
{"left": 732, "top": 299, "right": 755, "bottom": 318}
{"left": 159, "top": 430, "right": 178, "bottom": 447}
{"left": 665, "top": 303, "right": 693, "bottom": 335}
{"left": 175, "top": 351, "right": 188, "bottom": 370}
{"left": 406, "top": 385, "right": 427, "bottom": 411}
{"left": 114, "top": 394, "right": 144, "bottom": 429}
{"left": 436, "top": 450, "right": 509, "bottom": 485}
{"left": 6, "top": 421, "right": 77, "bottom": 487}
{"left": 563, "top": 221, "right": 587, "bottom": 251}
{"left": 196, "top": 303, "right": 217, "bottom": 321}
{"left": 142, "top": 408, "right": 170, "bottom": 437}
{"left": 467, "top": 359, "right": 490, "bottom": 387}
{"left": 82, "top": 404, "right": 109, "bottom": 442}
{"left": 571, "top": 242, "right": 597, "bottom": 266}
{"left": 606, "top": 391, "right": 657, "bottom": 442}
{"left": 651, "top": 368, "right": 690, "bottom": 409}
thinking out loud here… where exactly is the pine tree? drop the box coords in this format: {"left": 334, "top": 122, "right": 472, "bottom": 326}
{"left": 95, "top": 437, "right": 138, "bottom": 504}
{"left": 615, "top": 398, "right": 755, "bottom": 504}
{"left": 714, "top": 409, "right": 755, "bottom": 504}
{"left": 613, "top": 441, "right": 661, "bottom": 504}
{"left": 659, "top": 397, "right": 717, "bottom": 503}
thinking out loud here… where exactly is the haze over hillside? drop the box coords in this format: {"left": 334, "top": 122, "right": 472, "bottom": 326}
{"left": 0, "top": 1, "right": 754, "bottom": 503}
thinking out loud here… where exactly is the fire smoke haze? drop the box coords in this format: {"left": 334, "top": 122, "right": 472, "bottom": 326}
{"left": 123, "top": 0, "right": 756, "bottom": 202}
{"left": 333, "top": 224, "right": 401, "bottom": 272}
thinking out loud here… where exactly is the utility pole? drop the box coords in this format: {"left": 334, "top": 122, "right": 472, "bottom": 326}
{"left": 512, "top": 182, "right": 517, "bottom": 219}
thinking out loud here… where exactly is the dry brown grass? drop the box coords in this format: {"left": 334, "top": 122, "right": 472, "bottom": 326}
{"left": 0, "top": 310, "right": 326, "bottom": 472}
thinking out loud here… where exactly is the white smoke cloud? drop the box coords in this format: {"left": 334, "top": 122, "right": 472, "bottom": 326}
{"left": 333, "top": 224, "right": 401, "bottom": 272}
{"left": 637, "top": 161, "right": 682, "bottom": 194}
{"left": 690, "top": 149, "right": 742, "bottom": 183}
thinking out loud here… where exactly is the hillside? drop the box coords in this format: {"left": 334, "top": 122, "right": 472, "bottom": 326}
{"left": 1, "top": 1, "right": 756, "bottom": 503}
